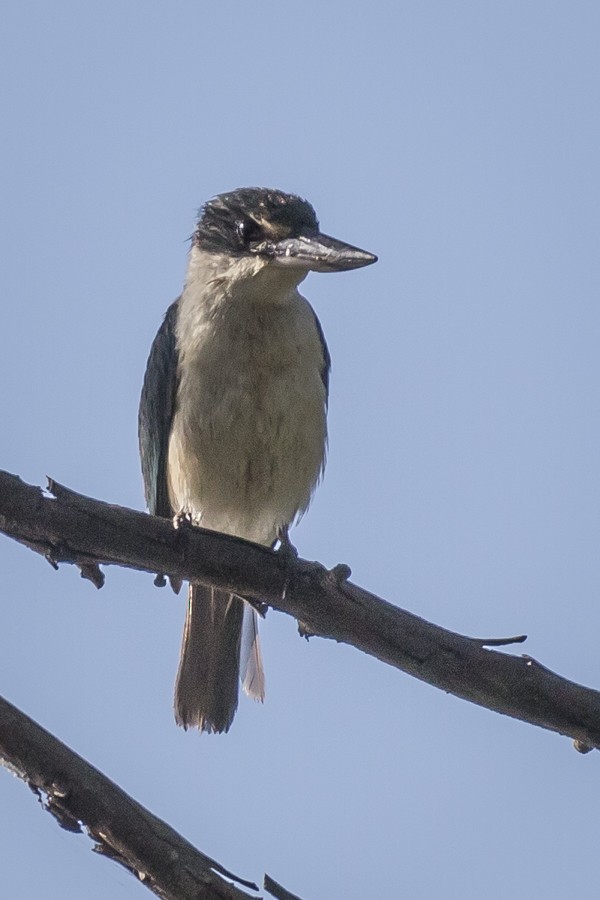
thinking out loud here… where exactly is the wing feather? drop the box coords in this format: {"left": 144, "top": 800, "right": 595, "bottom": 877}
{"left": 138, "top": 299, "right": 180, "bottom": 517}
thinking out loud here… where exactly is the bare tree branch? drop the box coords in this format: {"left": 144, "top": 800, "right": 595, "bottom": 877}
{"left": 1, "top": 469, "right": 600, "bottom": 750}
{"left": 0, "top": 693, "right": 260, "bottom": 899}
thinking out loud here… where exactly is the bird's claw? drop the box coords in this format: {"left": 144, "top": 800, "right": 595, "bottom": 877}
{"left": 173, "top": 511, "right": 194, "bottom": 530}
{"left": 276, "top": 525, "right": 299, "bottom": 561}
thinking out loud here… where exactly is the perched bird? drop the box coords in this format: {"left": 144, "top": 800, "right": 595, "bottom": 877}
{"left": 139, "top": 187, "right": 377, "bottom": 733}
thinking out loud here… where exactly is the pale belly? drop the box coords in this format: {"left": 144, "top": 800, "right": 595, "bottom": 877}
{"left": 167, "top": 306, "right": 327, "bottom": 545}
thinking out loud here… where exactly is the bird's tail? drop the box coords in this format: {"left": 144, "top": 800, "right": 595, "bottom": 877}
{"left": 174, "top": 584, "right": 264, "bottom": 733}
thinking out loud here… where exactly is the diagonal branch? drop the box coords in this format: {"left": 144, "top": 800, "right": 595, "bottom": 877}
{"left": 1, "top": 469, "right": 599, "bottom": 751}
{"left": 0, "top": 693, "right": 260, "bottom": 899}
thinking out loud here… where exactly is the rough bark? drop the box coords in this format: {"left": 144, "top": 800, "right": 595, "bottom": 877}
{"left": 0, "top": 694, "right": 259, "bottom": 899}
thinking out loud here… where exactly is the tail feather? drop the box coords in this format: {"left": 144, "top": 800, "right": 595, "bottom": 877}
{"left": 240, "top": 605, "right": 266, "bottom": 701}
{"left": 174, "top": 583, "right": 244, "bottom": 733}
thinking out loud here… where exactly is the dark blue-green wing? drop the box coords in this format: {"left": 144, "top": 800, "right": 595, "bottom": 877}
{"left": 138, "top": 299, "right": 180, "bottom": 518}
{"left": 310, "top": 306, "right": 331, "bottom": 401}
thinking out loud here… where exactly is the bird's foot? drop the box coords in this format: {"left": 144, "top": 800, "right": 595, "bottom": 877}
{"left": 275, "top": 525, "right": 298, "bottom": 561}
{"left": 173, "top": 510, "right": 194, "bottom": 530}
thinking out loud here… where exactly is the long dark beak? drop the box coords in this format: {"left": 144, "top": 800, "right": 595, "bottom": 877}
{"left": 268, "top": 232, "right": 377, "bottom": 272}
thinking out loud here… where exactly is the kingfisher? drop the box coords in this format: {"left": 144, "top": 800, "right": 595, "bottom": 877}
{"left": 139, "top": 187, "right": 377, "bottom": 732}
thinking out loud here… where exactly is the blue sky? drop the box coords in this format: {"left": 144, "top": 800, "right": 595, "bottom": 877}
{"left": 1, "top": 2, "right": 599, "bottom": 898}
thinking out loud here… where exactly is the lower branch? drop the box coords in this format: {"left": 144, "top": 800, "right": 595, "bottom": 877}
{"left": 0, "top": 694, "right": 260, "bottom": 900}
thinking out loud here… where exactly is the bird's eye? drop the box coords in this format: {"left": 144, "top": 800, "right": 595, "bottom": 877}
{"left": 236, "top": 218, "right": 262, "bottom": 246}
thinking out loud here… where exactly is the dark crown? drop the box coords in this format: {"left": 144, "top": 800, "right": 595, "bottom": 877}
{"left": 193, "top": 187, "right": 319, "bottom": 255}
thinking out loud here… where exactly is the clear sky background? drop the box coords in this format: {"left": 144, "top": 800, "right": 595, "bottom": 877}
{"left": 1, "top": 2, "right": 599, "bottom": 898}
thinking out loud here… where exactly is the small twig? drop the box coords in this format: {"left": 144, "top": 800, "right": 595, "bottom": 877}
{"left": 264, "top": 874, "right": 305, "bottom": 900}
{"left": 327, "top": 563, "right": 352, "bottom": 584}
{"left": 78, "top": 561, "right": 105, "bottom": 589}
{"left": 469, "top": 634, "right": 528, "bottom": 648}
{"left": 242, "top": 596, "right": 269, "bottom": 618}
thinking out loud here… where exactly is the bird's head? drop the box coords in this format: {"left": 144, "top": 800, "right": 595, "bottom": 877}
{"left": 192, "top": 188, "right": 377, "bottom": 283}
